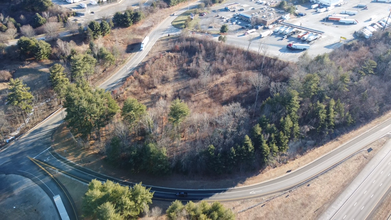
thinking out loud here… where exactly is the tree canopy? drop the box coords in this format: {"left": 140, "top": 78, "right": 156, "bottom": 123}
{"left": 49, "top": 63, "right": 69, "bottom": 98}
{"left": 168, "top": 98, "right": 190, "bottom": 126}
{"left": 7, "top": 78, "right": 34, "bottom": 118}
{"left": 83, "top": 180, "right": 153, "bottom": 219}
{"left": 121, "top": 98, "right": 146, "bottom": 126}
{"left": 166, "top": 200, "right": 235, "bottom": 220}
{"left": 63, "top": 83, "right": 119, "bottom": 139}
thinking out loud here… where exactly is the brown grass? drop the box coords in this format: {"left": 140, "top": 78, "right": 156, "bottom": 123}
{"left": 224, "top": 137, "right": 387, "bottom": 220}
{"left": 371, "top": 186, "right": 391, "bottom": 220}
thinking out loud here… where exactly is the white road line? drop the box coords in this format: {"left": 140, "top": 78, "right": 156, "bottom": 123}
{"left": 18, "top": 170, "right": 54, "bottom": 196}
{"left": 371, "top": 194, "right": 374, "bottom": 198}
{"left": 343, "top": 215, "right": 347, "bottom": 219}
{"left": 361, "top": 206, "right": 364, "bottom": 210}
{"left": 354, "top": 202, "right": 357, "bottom": 206}
{"left": 380, "top": 125, "right": 390, "bottom": 131}
{"left": 380, "top": 183, "right": 383, "bottom": 187}
{"left": 33, "top": 147, "right": 51, "bottom": 159}
{"left": 364, "top": 190, "right": 367, "bottom": 194}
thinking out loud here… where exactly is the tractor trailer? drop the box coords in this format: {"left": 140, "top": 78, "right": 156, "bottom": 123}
{"left": 287, "top": 43, "right": 310, "bottom": 50}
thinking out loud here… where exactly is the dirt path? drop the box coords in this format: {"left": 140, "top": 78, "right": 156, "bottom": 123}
{"left": 0, "top": 174, "right": 59, "bottom": 220}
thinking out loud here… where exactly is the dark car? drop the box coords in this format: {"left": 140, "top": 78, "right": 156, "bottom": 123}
{"left": 297, "top": 12, "right": 306, "bottom": 16}
{"left": 176, "top": 192, "right": 188, "bottom": 197}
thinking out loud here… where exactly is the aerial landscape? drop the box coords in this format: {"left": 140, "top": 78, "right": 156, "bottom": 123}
{"left": 0, "top": 0, "right": 391, "bottom": 219}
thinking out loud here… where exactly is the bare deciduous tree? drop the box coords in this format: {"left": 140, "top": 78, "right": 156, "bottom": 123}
{"left": 65, "top": 20, "right": 78, "bottom": 34}
{"left": 20, "top": 25, "right": 35, "bottom": 37}
{"left": 44, "top": 22, "right": 61, "bottom": 40}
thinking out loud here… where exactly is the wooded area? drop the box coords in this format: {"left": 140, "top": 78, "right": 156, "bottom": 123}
{"left": 100, "top": 31, "right": 391, "bottom": 176}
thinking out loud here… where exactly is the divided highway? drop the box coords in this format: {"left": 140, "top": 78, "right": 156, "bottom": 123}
{"left": 321, "top": 139, "right": 391, "bottom": 220}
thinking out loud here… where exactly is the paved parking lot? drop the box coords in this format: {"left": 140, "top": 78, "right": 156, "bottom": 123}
{"left": 198, "top": 0, "right": 391, "bottom": 61}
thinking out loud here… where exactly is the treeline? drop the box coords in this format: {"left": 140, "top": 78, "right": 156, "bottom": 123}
{"left": 82, "top": 179, "right": 235, "bottom": 219}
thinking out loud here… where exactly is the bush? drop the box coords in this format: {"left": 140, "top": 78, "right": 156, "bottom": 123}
{"left": 220, "top": 24, "right": 228, "bottom": 33}
{"left": 0, "top": 70, "right": 12, "bottom": 82}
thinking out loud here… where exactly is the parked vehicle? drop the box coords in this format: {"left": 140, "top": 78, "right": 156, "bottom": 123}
{"left": 283, "top": 27, "right": 294, "bottom": 34}
{"left": 341, "top": 10, "right": 358, "bottom": 15}
{"left": 298, "top": 31, "right": 308, "bottom": 38}
{"left": 273, "top": 26, "right": 283, "bottom": 33}
{"left": 317, "top": 8, "right": 326, "bottom": 13}
{"left": 373, "top": 0, "right": 390, "bottom": 2}
{"left": 356, "top": 4, "right": 367, "bottom": 8}
{"left": 301, "top": 32, "right": 313, "bottom": 40}
{"left": 365, "top": 26, "right": 376, "bottom": 32}
{"left": 307, "top": 34, "right": 320, "bottom": 42}
{"left": 79, "top": 3, "right": 87, "bottom": 8}
{"left": 327, "top": 6, "right": 334, "bottom": 11}
{"left": 285, "top": 27, "right": 295, "bottom": 35}
{"left": 260, "top": 30, "right": 272, "bottom": 37}
{"left": 311, "top": 4, "right": 319, "bottom": 9}
{"left": 339, "top": 19, "right": 358, "bottom": 24}
{"left": 287, "top": 43, "right": 310, "bottom": 50}
{"left": 278, "top": 26, "right": 288, "bottom": 33}
{"left": 297, "top": 12, "right": 307, "bottom": 16}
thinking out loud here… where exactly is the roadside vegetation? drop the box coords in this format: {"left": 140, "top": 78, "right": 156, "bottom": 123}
{"left": 82, "top": 179, "right": 153, "bottom": 219}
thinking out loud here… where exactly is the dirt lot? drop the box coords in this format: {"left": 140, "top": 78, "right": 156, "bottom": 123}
{"left": 0, "top": 174, "right": 59, "bottom": 220}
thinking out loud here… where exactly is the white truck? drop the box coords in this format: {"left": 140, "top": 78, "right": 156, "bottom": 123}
{"left": 374, "top": 0, "right": 390, "bottom": 2}
{"left": 287, "top": 43, "right": 310, "bottom": 50}
{"left": 278, "top": 26, "right": 289, "bottom": 34}
{"left": 341, "top": 10, "right": 358, "bottom": 15}
{"left": 339, "top": 19, "right": 358, "bottom": 24}
{"left": 301, "top": 32, "right": 314, "bottom": 40}
{"left": 311, "top": 4, "right": 319, "bottom": 9}
{"left": 260, "top": 30, "right": 272, "bottom": 37}
{"left": 273, "top": 26, "right": 283, "bottom": 33}
{"left": 283, "top": 27, "right": 293, "bottom": 34}
{"left": 140, "top": 36, "right": 149, "bottom": 51}
{"left": 317, "top": 8, "right": 327, "bottom": 13}
{"left": 79, "top": 3, "right": 87, "bottom": 8}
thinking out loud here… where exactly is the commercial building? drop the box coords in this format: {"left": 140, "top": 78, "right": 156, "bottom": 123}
{"left": 238, "top": 13, "right": 252, "bottom": 22}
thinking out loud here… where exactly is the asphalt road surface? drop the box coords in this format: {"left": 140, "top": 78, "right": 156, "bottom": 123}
{"left": 320, "top": 139, "right": 391, "bottom": 220}
{"left": 2, "top": 1, "right": 391, "bottom": 219}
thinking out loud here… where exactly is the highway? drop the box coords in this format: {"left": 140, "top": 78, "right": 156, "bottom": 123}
{"left": 2, "top": 1, "right": 391, "bottom": 218}
{"left": 320, "top": 139, "right": 391, "bottom": 220}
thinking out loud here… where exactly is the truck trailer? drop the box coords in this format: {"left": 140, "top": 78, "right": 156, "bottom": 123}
{"left": 140, "top": 36, "right": 149, "bottom": 51}
{"left": 339, "top": 19, "right": 358, "bottom": 24}
{"left": 287, "top": 43, "right": 310, "bottom": 50}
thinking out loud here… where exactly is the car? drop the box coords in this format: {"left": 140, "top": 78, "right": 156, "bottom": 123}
{"left": 239, "top": 8, "right": 244, "bottom": 11}
{"left": 176, "top": 192, "right": 188, "bottom": 197}
{"left": 251, "top": 7, "right": 255, "bottom": 10}
{"left": 171, "top": 13, "right": 175, "bottom": 16}
{"left": 90, "top": 11, "right": 95, "bottom": 14}
{"left": 297, "top": 12, "right": 306, "bottom": 16}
